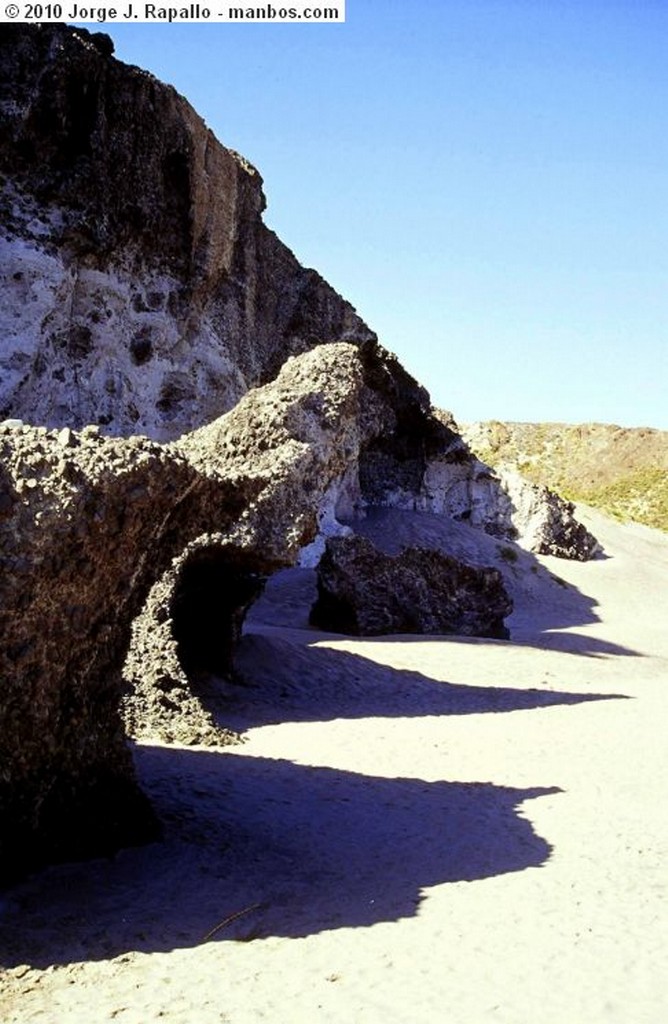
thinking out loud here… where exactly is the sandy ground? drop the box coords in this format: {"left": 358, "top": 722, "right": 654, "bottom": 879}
{"left": 1, "top": 506, "right": 667, "bottom": 1023}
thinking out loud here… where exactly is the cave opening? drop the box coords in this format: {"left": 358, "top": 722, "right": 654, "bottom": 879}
{"left": 170, "top": 547, "right": 266, "bottom": 680}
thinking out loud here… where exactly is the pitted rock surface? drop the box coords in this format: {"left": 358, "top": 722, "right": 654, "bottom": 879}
{"left": 310, "top": 534, "right": 513, "bottom": 640}
{"left": 0, "top": 342, "right": 386, "bottom": 878}
{"left": 0, "top": 25, "right": 374, "bottom": 439}
{"left": 0, "top": 24, "right": 598, "bottom": 565}
{"left": 0, "top": 28, "right": 601, "bottom": 883}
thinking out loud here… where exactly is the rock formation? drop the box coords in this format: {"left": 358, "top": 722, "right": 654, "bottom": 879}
{"left": 0, "top": 25, "right": 374, "bottom": 440}
{"left": 310, "top": 535, "right": 513, "bottom": 639}
{"left": 0, "top": 341, "right": 437, "bottom": 877}
{"left": 366, "top": 416, "right": 600, "bottom": 561}
{"left": 462, "top": 419, "right": 668, "bottom": 534}
{"left": 0, "top": 23, "right": 597, "bottom": 561}
{"left": 416, "top": 455, "right": 599, "bottom": 560}
{"left": 0, "top": 25, "right": 601, "bottom": 880}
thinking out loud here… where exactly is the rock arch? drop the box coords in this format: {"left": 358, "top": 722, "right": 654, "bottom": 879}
{"left": 0, "top": 343, "right": 390, "bottom": 879}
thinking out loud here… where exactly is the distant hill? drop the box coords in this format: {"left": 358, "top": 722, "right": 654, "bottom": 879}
{"left": 459, "top": 420, "right": 668, "bottom": 532}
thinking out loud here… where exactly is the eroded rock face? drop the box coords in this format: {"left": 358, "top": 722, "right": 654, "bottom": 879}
{"left": 0, "top": 342, "right": 402, "bottom": 877}
{"left": 492, "top": 468, "right": 600, "bottom": 560}
{"left": 0, "top": 24, "right": 598, "bottom": 566}
{"left": 346, "top": 404, "right": 599, "bottom": 562}
{"left": 310, "top": 535, "right": 513, "bottom": 640}
{"left": 0, "top": 25, "right": 374, "bottom": 439}
{"left": 0, "top": 423, "right": 198, "bottom": 878}
{"left": 392, "top": 451, "right": 599, "bottom": 561}
{"left": 123, "top": 341, "right": 396, "bottom": 744}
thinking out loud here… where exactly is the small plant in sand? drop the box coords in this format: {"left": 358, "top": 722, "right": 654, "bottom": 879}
{"left": 498, "top": 544, "right": 519, "bottom": 564}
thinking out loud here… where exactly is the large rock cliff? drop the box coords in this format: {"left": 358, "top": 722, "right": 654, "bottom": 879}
{"left": 0, "top": 25, "right": 374, "bottom": 440}
{"left": 0, "top": 24, "right": 597, "bottom": 561}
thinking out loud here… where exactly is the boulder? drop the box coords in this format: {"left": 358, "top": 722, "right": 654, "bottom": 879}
{"left": 309, "top": 535, "right": 513, "bottom": 640}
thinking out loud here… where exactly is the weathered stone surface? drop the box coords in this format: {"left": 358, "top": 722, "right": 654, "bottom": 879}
{"left": 345, "top": 403, "right": 599, "bottom": 562}
{"left": 394, "top": 451, "right": 599, "bottom": 561}
{"left": 123, "top": 340, "right": 395, "bottom": 743}
{"left": 0, "top": 24, "right": 598, "bottom": 565}
{"left": 462, "top": 418, "right": 668, "bottom": 534}
{"left": 0, "top": 426, "right": 193, "bottom": 879}
{"left": 310, "top": 535, "right": 513, "bottom": 639}
{"left": 0, "top": 341, "right": 405, "bottom": 877}
{"left": 493, "top": 468, "right": 600, "bottom": 560}
{"left": 0, "top": 25, "right": 374, "bottom": 439}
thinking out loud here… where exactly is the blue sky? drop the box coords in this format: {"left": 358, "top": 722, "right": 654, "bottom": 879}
{"left": 98, "top": 1, "right": 667, "bottom": 429}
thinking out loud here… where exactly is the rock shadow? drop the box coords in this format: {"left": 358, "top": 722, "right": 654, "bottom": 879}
{"left": 246, "top": 562, "right": 641, "bottom": 659}
{"left": 1, "top": 748, "right": 561, "bottom": 968}
{"left": 223, "top": 630, "right": 628, "bottom": 732}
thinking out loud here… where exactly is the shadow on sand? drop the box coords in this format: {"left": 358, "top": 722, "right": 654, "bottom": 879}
{"left": 1, "top": 515, "right": 632, "bottom": 970}
{"left": 3, "top": 633, "right": 626, "bottom": 968}
{"left": 2, "top": 748, "right": 561, "bottom": 968}
{"left": 226, "top": 629, "right": 629, "bottom": 732}
{"left": 246, "top": 560, "right": 642, "bottom": 661}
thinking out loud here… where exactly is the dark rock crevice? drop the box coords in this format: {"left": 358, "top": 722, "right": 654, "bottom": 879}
{"left": 170, "top": 547, "right": 266, "bottom": 680}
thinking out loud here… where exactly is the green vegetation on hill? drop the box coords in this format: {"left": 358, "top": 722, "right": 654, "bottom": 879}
{"left": 568, "top": 467, "right": 668, "bottom": 532}
{"left": 459, "top": 420, "right": 668, "bottom": 533}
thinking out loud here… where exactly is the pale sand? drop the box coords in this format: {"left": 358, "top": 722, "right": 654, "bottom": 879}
{"left": 1, "top": 507, "right": 667, "bottom": 1023}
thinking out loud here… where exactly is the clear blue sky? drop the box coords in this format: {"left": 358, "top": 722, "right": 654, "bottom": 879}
{"left": 98, "top": 1, "right": 668, "bottom": 429}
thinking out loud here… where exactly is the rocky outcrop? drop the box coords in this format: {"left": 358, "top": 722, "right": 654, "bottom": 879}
{"left": 419, "top": 458, "right": 599, "bottom": 560}
{"left": 345, "top": 407, "right": 599, "bottom": 561}
{"left": 491, "top": 468, "right": 600, "bottom": 559}
{"left": 0, "top": 25, "right": 374, "bottom": 440}
{"left": 378, "top": 436, "right": 600, "bottom": 560}
{"left": 310, "top": 535, "right": 513, "bottom": 639}
{"left": 0, "top": 341, "right": 416, "bottom": 878}
{"left": 123, "top": 340, "right": 406, "bottom": 743}
{"left": 0, "top": 24, "right": 598, "bottom": 564}
{"left": 0, "top": 423, "right": 193, "bottom": 879}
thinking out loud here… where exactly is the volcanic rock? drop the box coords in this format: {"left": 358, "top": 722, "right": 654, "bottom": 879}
{"left": 310, "top": 535, "right": 513, "bottom": 639}
{"left": 411, "top": 451, "right": 599, "bottom": 560}
{"left": 0, "top": 24, "right": 598, "bottom": 564}
{"left": 0, "top": 25, "right": 374, "bottom": 439}
{"left": 0, "top": 341, "right": 424, "bottom": 877}
{"left": 0, "top": 27, "right": 601, "bottom": 883}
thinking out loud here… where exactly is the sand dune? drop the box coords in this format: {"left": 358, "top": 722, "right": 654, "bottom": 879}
{"left": 1, "top": 507, "right": 667, "bottom": 1023}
